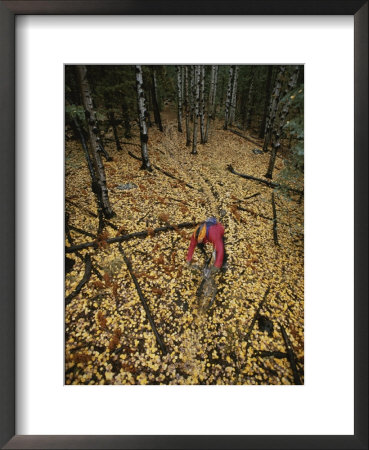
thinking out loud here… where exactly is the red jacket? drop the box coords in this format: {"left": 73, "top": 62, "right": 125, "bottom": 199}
{"left": 186, "top": 222, "right": 225, "bottom": 268}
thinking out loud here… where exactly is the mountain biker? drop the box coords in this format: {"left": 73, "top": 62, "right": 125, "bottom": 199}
{"left": 186, "top": 217, "right": 227, "bottom": 273}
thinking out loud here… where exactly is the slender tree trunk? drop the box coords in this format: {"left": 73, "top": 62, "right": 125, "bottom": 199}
{"left": 240, "top": 89, "right": 247, "bottom": 129}
{"left": 181, "top": 66, "right": 185, "bottom": 105}
{"left": 205, "top": 65, "right": 217, "bottom": 143}
{"left": 108, "top": 111, "right": 122, "bottom": 150}
{"left": 176, "top": 65, "right": 183, "bottom": 132}
{"left": 135, "top": 65, "right": 152, "bottom": 171}
{"left": 76, "top": 65, "right": 114, "bottom": 219}
{"left": 151, "top": 67, "right": 163, "bottom": 132}
{"left": 213, "top": 65, "right": 218, "bottom": 117}
{"left": 191, "top": 65, "right": 200, "bottom": 155}
{"left": 121, "top": 97, "right": 132, "bottom": 139}
{"left": 218, "top": 69, "right": 225, "bottom": 118}
{"left": 259, "top": 66, "right": 273, "bottom": 138}
{"left": 72, "top": 116, "right": 95, "bottom": 180}
{"left": 265, "top": 66, "right": 299, "bottom": 179}
{"left": 263, "top": 65, "right": 285, "bottom": 152}
{"left": 184, "top": 66, "right": 191, "bottom": 146}
{"left": 190, "top": 65, "right": 195, "bottom": 123}
{"left": 229, "top": 65, "right": 239, "bottom": 126}
{"left": 223, "top": 65, "right": 234, "bottom": 130}
{"left": 245, "top": 71, "right": 255, "bottom": 131}
{"left": 199, "top": 65, "right": 206, "bottom": 144}
{"left": 145, "top": 91, "right": 152, "bottom": 129}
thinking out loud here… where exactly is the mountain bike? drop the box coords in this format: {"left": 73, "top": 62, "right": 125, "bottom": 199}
{"left": 191, "top": 251, "right": 218, "bottom": 313}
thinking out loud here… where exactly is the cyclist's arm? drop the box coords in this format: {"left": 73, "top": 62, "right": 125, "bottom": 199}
{"left": 186, "top": 235, "right": 197, "bottom": 263}
{"left": 213, "top": 237, "right": 224, "bottom": 268}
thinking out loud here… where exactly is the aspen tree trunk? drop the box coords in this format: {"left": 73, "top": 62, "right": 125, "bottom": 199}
{"left": 176, "top": 65, "right": 183, "bottom": 132}
{"left": 229, "top": 65, "right": 239, "bottom": 126}
{"left": 184, "top": 66, "right": 191, "bottom": 146}
{"left": 135, "top": 65, "right": 152, "bottom": 171}
{"left": 199, "top": 65, "right": 206, "bottom": 144}
{"left": 76, "top": 65, "right": 114, "bottom": 219}
{"left": 263, "top": 65, "right": 285, "bottom": 152}
{"left": 191, "top": 65, "right": 200, "bottom": 155}
{"left": 265, "top": 66, "right": 299, "bottom": 179}
{"left": 259, "top": 66, "right": 274, "bottom": 138}
{"left": 151, "top": 67, "right": 163, "bottom": 132}
{"left": 223, "top": 65, "right": 234, "bottom": 130}
{"left": 205, "top": 65, "right": 217, "bottom": 143}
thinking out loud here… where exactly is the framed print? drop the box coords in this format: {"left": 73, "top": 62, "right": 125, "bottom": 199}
{"left": 1, "top": 1, "right": 367, "bottom": 449}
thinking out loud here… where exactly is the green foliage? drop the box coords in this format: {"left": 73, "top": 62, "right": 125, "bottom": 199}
{"left": 65, "top": 104, "right": 85, "bottom": 124}
{"left": 277, "top": 84, "right": 304, "bottom": 190}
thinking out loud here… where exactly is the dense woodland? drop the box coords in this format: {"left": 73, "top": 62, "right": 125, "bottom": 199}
{"left": 65, "top": 65, "right": 304, "bottom": 385}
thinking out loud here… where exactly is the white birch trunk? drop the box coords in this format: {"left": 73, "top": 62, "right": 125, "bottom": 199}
{"left": 176, "top": 65, "right": 183, "bottom": 132}
{"left": 135, "top": 65, "right": 152, "bottom": 171}
{"left": 77, "top": 65, "right": 114, "bottom": 218}
{"left": 223, "top": 65, "right": 234, "bottom": 130}
{"left": 191, "top": 65, "right": 200, "bottom": 155}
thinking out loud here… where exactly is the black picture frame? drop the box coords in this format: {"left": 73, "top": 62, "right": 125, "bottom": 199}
{"left": 0, "top": 1, "right": 367, "bottom": 449}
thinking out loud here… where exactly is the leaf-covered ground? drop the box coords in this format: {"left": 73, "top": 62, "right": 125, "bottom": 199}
{"left": 65, "top": 114, "right": 304, "bottom": 385}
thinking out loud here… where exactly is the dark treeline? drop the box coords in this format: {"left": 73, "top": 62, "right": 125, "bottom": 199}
{"left": 65, "top": 65, "right": 304, "bottom": 218}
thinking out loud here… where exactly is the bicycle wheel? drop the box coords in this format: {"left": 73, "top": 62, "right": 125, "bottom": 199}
{"left": 198, "top": 277, "right": 217, "bottom": 312}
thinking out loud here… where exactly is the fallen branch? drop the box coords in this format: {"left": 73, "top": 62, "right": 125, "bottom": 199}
{"left": 280, "top": 324, "right": 302, "bottom": 385}
{"left": 255, "top": 350, "right": 288, "bottom": 359}
{"left": 128, "top": 151, "right": 196, "bottom": 190}
{"left": 66, "top": 221, "right": 197, "bottom": 253}
{"left": 228, "top": 128, "right": 262, "bottom": 147}
{"left": 236, "top": 205, "right": 273, "bottom": 222}
{"left": 227, "top": 164, "right": 303, "bottom": 196}
{"left": 245, "top": 192, "right": 261, "bottom": 200}
{"left": 271, "top": 192, "right": 279, "bottom": 246}
{"left": 167, "top": 197, "right": 191, "bottom": 206}
{"left": 118, "top": 243, "right": 167, "bottom": 354}
{"left": 69, "top": 225, "right": 96, "bottom": 239}
{"left": 65, "top": 254, "right": 92, "bottom": 306}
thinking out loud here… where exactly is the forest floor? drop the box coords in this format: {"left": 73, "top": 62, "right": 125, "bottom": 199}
{"left": 65, "top": 111, "right": 304, "bottom": 385}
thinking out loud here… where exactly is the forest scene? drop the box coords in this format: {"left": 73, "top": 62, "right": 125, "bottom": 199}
{"left": 65, "top": 64, "right": 304, "bottom": 385}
